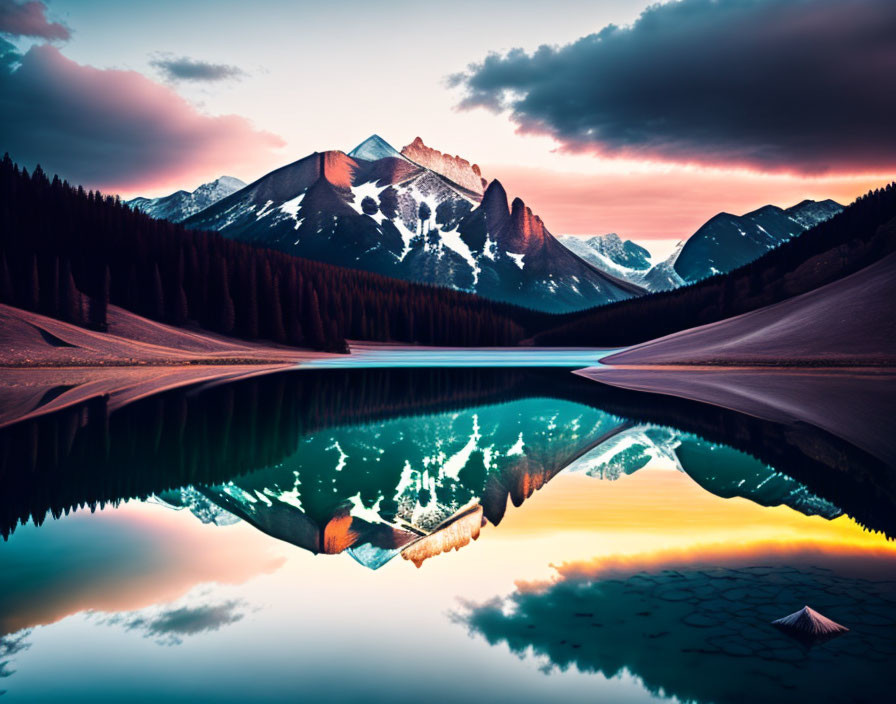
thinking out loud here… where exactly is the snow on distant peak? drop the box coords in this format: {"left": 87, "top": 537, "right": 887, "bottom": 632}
{"left": 127, "top": 175, "right": 246, "bottom": 223}
{"left": 348, "top": 134, "right": 409, "bottom": 162}
{"left": 189, "top": 175, "right": 246, "bottom": 205}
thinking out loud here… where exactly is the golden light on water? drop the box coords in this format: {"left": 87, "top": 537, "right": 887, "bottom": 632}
{"left": 470, "top": 469, "right": 896, "bottom": 581}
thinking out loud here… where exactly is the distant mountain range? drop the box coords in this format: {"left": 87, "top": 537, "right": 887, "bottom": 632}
{"left": 177, "top": 136, "right": 642, "bottom": 312}
{"left": 534, "top": 183, "right": 896, "bottom": 349}
{"left": 127, "top": 175, "right": 246, "bottom": 223}
{"left": 125, "top": 136, "right": 843, "bottom": 311}
{"left": 557, "top": 233, "right": 686, "bottom": 292}
{"left": 558, "top": 199, "right": 842, "bottom": 292}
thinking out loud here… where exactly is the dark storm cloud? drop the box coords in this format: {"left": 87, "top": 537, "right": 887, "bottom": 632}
{"left": 0, "top": 0, "right": 69, "bottom": 40}
{"left": 452, "top": 0, "right": 896, "bottom": 173}
{"left": 0, "top": 44, "right": 283, "bottom": 190}
{"left": 150, "top": 55, "right": 246, "bottom": 82}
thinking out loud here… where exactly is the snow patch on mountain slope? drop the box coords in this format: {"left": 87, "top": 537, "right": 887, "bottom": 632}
{"left": 507, "top": 252, "right": 525, "bottom": 269}
{"left": 347, "top": 182, "right": 383, "bottom": 216}
{"left": 506, "top": 433, "right": 525, "bottom": 456}
{"left": 278, "top": 193, "right": 305, "bottom": 222}
{"left": 440, "top": 227, "right": 480, "bottom": 283}
{"left": 567, "top": 425, "right": 684, "bottom": 479}
{"left": 256, "top": 200, "right": 275, "bottom": 219}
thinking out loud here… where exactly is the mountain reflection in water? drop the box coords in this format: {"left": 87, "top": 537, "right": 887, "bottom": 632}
{"left": 1, "top": 365, "right": 895, "bottom": 703}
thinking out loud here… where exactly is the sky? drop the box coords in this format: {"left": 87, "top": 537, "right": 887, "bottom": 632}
{"left": 1, "top": 0, "right": 894, "bottom": 244}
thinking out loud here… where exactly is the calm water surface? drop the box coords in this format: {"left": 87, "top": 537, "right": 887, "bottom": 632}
{"left": 1, "top": 365, "right": 894, "bottom": 703}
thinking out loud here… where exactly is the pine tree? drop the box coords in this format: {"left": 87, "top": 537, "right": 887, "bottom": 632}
{"left": 149, "top": 263, "right": 165, "bottom": 320}
{"left": 0, "top": 253, "right": 13, "bottom": 304}
{"left": 239, "top": 259, "right": 259, "bottom": 338}
{"left": 305, "top": 284, "right": 326, "bottom": 348}
{"left": 88, "top": 264, "right": 110, "bottom": 331}
{"left": 59, "top": 260, "right": 81, "bottom": 325}
{"left": 169, "top": 253, "right": 188, "bottom": 326}
{"left": 283, "top": 265, "right": 302, "bottom": 345}
{"left": 418, "top": 202, "right": 431, "bottom": 234}
{"left": 269, "top": 275, "right": 286, "bottom": 343}
{"left": 211, "top": 256, "right": 235, "bottom": 334}
{"left": 24, "top": 255, "right": 39, "bottom": 311}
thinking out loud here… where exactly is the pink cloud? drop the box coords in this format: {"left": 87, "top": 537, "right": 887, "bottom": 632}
{"left": 0, "top": 0, "right": 69, "bottom": 40}
{"left": 1, "top": 44, "right": 285, "bottom": 192}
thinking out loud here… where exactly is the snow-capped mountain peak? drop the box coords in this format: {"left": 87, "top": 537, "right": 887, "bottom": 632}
{"left": 557, "top": 233, "right": 684, "bottom": 292}
{"left": 785, "top": 198, "right": 843, "bottom": 229}
{"left": 180, "top": 146, "right": 642, "bottom": 313}
{"left": 127, "top": 175, "right": 246, "bottom": 223}
{"left": 348, "top": 134, "right": 409, "bottom": 163}
{"left": 192, "top": 176, "right": 247, "bottom": 203}
{"left": 674, "top": 198, "right": 843, "bottom": 282}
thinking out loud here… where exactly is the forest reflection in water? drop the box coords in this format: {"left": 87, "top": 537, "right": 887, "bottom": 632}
{"left": 1, "top": 365, "right": 895, "bottom": 703}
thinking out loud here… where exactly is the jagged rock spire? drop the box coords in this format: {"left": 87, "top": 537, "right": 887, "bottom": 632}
{"left": 481, "top": 179, "right": 510, "bottom": 226}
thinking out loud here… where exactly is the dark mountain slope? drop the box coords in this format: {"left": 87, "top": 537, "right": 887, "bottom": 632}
{"left": 533, "top": 183, "right": 896, "bottom": 347}
{"left": 674, "top": 199, "right": 843, "bottom": 281}
{"left": 604, "top": 249, "right": 896, "bottom": 366}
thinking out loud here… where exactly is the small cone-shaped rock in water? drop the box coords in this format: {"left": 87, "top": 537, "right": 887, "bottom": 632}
{"left": 772, "top": 606, "right": 848, "bottom": 643}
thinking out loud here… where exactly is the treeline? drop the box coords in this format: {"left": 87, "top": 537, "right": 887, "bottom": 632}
{"left": 0, "top": 155, "right": 541, "bottom": 351}
{"left": 535, "top": 182, "right": 896, "bottom": 346}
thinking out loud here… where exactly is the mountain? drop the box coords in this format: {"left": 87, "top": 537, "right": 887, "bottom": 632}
{"left": 601, "top": 248, "right": 896, "bottom": 367}
{"left": 127, "top": 175, "right": 246, "bottom": 223}
{"left": 568, "top": 425, "right": 840, "bottom": 518}
{"left": 156, "top": 395, "right": 620, "bottom": 568}
{"left": 558, "top": 199, "right": 841, "bottom": 292}
{"left": 557, "top": 233, "right": 650, "bottom": 272}
{"left": 400, "top": 136, "right": 488, "bottom": 194}
{"left": 558, "top": 233, "right": 686, "bottom": 291}
{"left": 674, "top": 199, "right": 842, "bottom": 282}
{"left": 348, "top": 134, "right": 409, "bottom": 162}
{"left": 533, "top": 184, "right": 895, "bottom": 348}
{"left": 182, "top": 137, "right": 642, "bottom": 312}
{"left": 1, "top": 154, "right": 536, "bottom": 353}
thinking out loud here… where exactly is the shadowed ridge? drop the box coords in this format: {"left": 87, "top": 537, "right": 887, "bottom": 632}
{"left": 481, "top": 178, "right": 511, "bottom": 228}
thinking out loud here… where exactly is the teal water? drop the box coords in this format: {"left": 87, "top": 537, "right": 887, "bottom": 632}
{"left": 301, "top": 347, "right": 620, "bottom": 368}
{"left": 1, "top": 366, "right": 894, "bottom": 703}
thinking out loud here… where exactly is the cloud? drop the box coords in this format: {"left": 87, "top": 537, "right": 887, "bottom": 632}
{"left": 452, "top": 0, "right": 896, "bottom": 174}
{"left": 462, "top": 548, "right": 896, "bottom": 703}
{"left": 0, "top": 44, "right": 284, "bottom": 191}
{"left": 101, "top": 600, "right": 246, "bottom": 646}
{"left": 151, "top": 55, "right": 246, "bottom": 82}
{"left": 0, "top": 0, "right": 69, "bottom": 40}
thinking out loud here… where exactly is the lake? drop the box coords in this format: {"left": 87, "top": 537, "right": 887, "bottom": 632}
{"left": 1, "top": 363, "right": 895, "bottom": 703}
